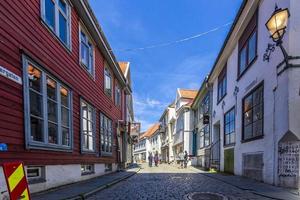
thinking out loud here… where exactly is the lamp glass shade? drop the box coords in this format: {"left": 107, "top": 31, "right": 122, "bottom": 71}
{"left": 266, "top": 8, "right": 289, "bottom": 41}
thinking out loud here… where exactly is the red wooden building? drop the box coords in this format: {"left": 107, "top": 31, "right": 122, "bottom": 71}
{"left": 0, "top": 0, "right": 132, "bottom": 193}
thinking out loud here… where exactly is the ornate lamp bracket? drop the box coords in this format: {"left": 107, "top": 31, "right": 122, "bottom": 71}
{"left": 263, "top": 43, "right": 276, "bottom": 62}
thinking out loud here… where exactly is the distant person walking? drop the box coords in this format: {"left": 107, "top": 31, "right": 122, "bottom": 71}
{"left": 184, "top": 151, "right": 188, "bottom": 168}
{"left": 179, "top": 151, "right": 184, "bottom": 169}
{"left": 154, "top": 151, "right": 159, "bottom": 167}
{"left": 148, "top": 152, "right": 153, "bottom": 167}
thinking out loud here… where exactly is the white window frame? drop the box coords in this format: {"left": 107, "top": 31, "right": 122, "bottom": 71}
{"left": 40, "top": 0, "right": 72, "bottom": 49}
{"left": 104, "top": 67, "right": 113, "bottom": 97}
{"left": 26, "top": 166, "right": 46, "bottom": 184}
{"left": 79, "top": 24, "right": 95, "bottom": 77}
{"left": 115, "top": 83, "right": 121, "bottom": 107}
{"left": 100, "top": 113, "right": 113, "bottom": 156}
{"left": 80, "top": 99, "right": 96, "bottom": 153}
{"left": 23, "top": 55, "right": 73, "bottom": 151}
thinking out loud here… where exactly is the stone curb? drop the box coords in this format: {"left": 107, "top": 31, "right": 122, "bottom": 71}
{"left": 64, "top": 168, "right": 141, "bottom": 200}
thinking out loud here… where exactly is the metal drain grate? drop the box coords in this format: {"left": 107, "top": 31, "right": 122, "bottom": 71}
{"left": 184, "top": 192, "right": 228, "bottom": 200}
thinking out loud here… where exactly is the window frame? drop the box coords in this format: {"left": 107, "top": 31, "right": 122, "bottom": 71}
{"left": 79, "top": 24, "right": 95, "bottom": 77}
{"left": 237, "top": 10, "right": 258, "bottom": 79}
{"left": 114, "top": 82, "right": 121, "bottom": 107}
{"left": 80, "top": 99, "right": 96, "bottom": 153}
{"left": 104, "top": 66, "right": 113, "bottom": 98}
{"left": 217, "top": 66, "right": 227, "bottom": 104}
{"left": 100, "top": 113, "right": 114, "bottom": 156}
{"left": 26, "top": 166, "right": 46, "bottom": 184}
{"left": 81, "top": 164, "right": 95, "bottom": 175}
{"left": 23, "top": 55, "right": 73, "bottom": 151}
{"left": 40, "top": 0, "right": 72, "bottom": 49}
{"left": 224, "top": 107, "right": 236, "bottom": 146}
{"left": 242, "top": 82, "right": 264, "bottom": 142}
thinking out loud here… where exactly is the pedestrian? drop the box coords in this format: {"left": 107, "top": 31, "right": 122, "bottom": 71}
{"left": 154, "top": 151, "right": 159, "bottom": 167}
{"left": 148, "top": 152, "right": 153, "bottom": 167}
{"left": 179, "top": 151, "right": 184, "bottom": 169}
{"left": 184, "top": 151, "right": 188, "bottom": 168}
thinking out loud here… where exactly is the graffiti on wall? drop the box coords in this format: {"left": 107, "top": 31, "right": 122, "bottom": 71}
{"left": 278, "top": 142, "right": 300, "bottom": 177}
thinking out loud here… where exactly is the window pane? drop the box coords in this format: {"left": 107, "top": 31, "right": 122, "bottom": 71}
{"left": 48, "top": 100, "right": 57, "bottom": 122}
{"left": 253, "top": 104, "right": 263, "bottom": 121}
{"left": 82, "top": 118, "right": 87, "bottom": 132}
{"left": 239, "top": 46, "right": 247, "bottom": 74}
{"left": 88, "top": 136, "right": 94, "bottom": 150}
{"left": 248, "top": 31, "right": 257, "bottom": 64}
{"left": 244, "top": 95, "right": 253, "bottom": 112}
{"left": 60, "top": 87, "right": 69, "bottom": 107}
{"left": 59, "top": 13, "right": 67, "bottom": 44}
{"left": 82, "top": 103, "right": 87, "bottom": 119}
{"left": 61, "top": 107, "right": 69, "bottom": 126}
{"left": 58, "top": 0, "right": 67, "bottom": 14}
{"left": 45, "top": 0, "right": 55, "bottom": 28}
{"left": 88, "top": 121, "right": 93, "bottom": 135}
{"left": 81, "top": 42, "right": 88, "bottom": 66}
{"left": 62, "top": 127, "right": 70, "bottom": 146}
{"left": 253, "top": 86, "right": 263, "bottom": 106}
{"left": 253, "top": 120, "right": 263, "bottom": 137}
{"left": 230, "top": 132, "right": 235, "bottom": 144}
{"left": 47, "top": 77, "right": 56, "bottom": 100}
{"left": 48, "top": 122, "right": 58, "bottom": 144}
{"left": 244, "top": 110, "right": 252, "bottom": 126}
{"left": 30, "top": 117, "right": 44, "bottom": 142}
{"left": 84, "top": 134, "right": 88, "bottom": 149}
{"left": 244, "top": 125, "right": 253, "bottom": 140}
{"left": 28, "top": 65, "right": 42, "bottom": 92}
{"left": 30, "top": 91, "right": 43, "bottom": 117}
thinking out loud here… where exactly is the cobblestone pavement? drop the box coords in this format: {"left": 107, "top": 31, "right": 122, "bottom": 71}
{"left": 87, "top": 164, "right": 274, "bottom": 200}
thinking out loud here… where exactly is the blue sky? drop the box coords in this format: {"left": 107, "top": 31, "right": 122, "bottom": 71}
{"left": 89, "top": 0, "right": 243, "bottom": 131}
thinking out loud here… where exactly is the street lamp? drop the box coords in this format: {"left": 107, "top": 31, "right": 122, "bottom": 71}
{"left": 265, "top": 5, "right": 290, "bottom": 66}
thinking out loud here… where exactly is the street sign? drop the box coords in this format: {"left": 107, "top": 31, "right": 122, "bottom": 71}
{"left": 0, "top": 143, "right": 8, "bottom": 151}
{"left": 3, "top": 162, "right": 31, "bottom": 200}
{"left": 0, "top": 66, "right": 22, "bottom": 85}
{"left": 130, "top": 122, "right": 141, "bottom": 136}
{"left": 203, "top": 115, "right": 210, "bottom": 124}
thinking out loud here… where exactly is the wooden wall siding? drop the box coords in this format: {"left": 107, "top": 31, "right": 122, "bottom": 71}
{"left": 0, "top": 0, "right": 124, "bottom": 165}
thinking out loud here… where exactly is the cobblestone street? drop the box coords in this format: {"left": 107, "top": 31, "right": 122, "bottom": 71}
{"left": 87, "top": 164, "right": 274, "bottom": 200}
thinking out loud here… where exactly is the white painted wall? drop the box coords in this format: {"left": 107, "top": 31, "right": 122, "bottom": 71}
{"left": 209, "top": 0, "right": 300, "bottom": 187}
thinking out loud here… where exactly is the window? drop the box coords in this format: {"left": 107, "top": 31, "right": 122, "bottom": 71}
{"left": 41, "top": 0, "right": 71, "bottom": 47}
{"left": 100, "top": 113, "right": 113, "bottom": 155}
{"left": 242, "top": 83, "right": 263, "bottom": 141}
{"left": 238, "top": 11, "right": 258, "bottom": 77}
{"left": 24, "top": 58, "right": 72, "bottom": 150}
{"left": 224, "top": 107, "right": 235, "bottom": 146}
{"left": 81, "top": 164, "right": 94, "bottom": 175}
{"left": 115, "top": 83, "right": 121, "bottom": 107}
{"left": 26, "top": 166, "right": 45, "bottom": 184}
{"left": 218, "top": 66, "right": 227, "bottom": 102}
{"left": 81, "top": 100, "right": 95, "bottom": 152}
{"left": 80, "top": 29, "right": 94, "bottom": 75}
{"left": 199, "top": 129, "right": 204, "bottom": 149}
{"left": 104, "top": 68, "right": 112, "bottom": 96}
{"left": 204, "top": 125, "right": 210, "bottom": 147}
{"left": 105, "top": 164, "right": 112, "bottom": 172}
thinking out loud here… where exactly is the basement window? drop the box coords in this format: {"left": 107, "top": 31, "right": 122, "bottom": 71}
{"left": 81, "top": 164, "right": 95, "bottom": 175}
{"left": 105, "top": 164, "right": 112, "bottom": 172}
{"left": 26, "top": 166, "right": 45, "bottom": 184}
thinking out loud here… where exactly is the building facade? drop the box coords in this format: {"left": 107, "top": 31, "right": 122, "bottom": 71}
{"left": 159, "top": 103, "right": 175, "bottom": 163}
{"left": 173, "top": 89, "right": 197, "bottom": 164}
{"left": 208, "top": 0, "right": 300, "bottom": 189}
{"left": 191, "top": 79, "right": 215, "bottom": 169}
{"left": 0, "top": 0, "right": 132, "bottom": 194}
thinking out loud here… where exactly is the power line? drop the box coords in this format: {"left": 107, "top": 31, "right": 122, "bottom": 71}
{"left": 109, "top": 21, "right": 233, "bottom": 52}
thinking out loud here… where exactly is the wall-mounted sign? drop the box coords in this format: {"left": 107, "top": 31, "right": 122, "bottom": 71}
{"left": 203, "top": 115, "right": 210, "bottom": 124}
{"left": 130, "top": 122, "right": 141, "bottom": 136}
{"left": 0, "top": 143, "right": 8, "bottom": 151}
{"left": 0, "top": 65, "right": 22, "bottom": 85}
